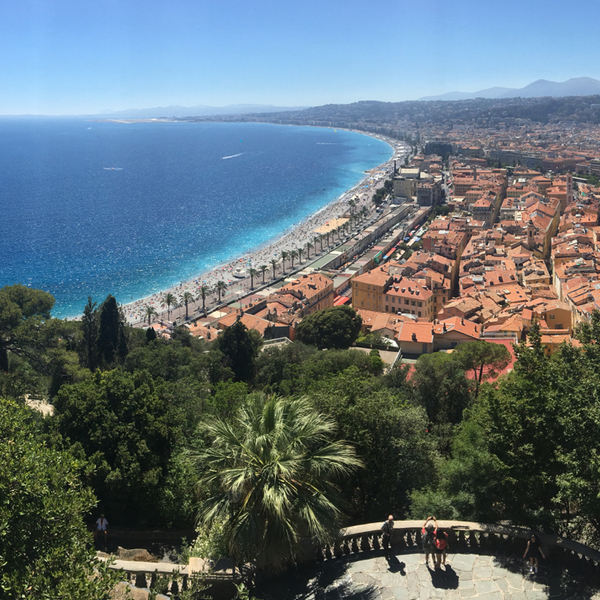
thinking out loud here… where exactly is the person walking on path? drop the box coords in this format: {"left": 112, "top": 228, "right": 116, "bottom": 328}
{"left": 523, "top": 533, "right": 545, "bottom": 574}
{"left": 94, "top": 513, "right": 109, "bottom": 547}
{"left": 434, "top": 526, "right": 448, "bottom": 569}
{"left": 381, "top": 514, "right": 394, "bottom": 555}
{"left": 421, "top": 516, "right": 437, "bottom": 567}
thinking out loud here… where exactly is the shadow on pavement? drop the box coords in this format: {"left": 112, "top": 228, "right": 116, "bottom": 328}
{"left": 428, "top": 565, "right": 459, "bottom": 589}
{"left": 386, "top": 554, "right": 406, "bottom": 575}
{"left": 493, "top": 552, "right": 600, "bottom": 600}
{"left": 252, "top": 559, "right": 380, "bottom": 600}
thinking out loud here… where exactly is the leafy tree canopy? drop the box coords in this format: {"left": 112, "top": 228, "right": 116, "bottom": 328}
{"left": 51, "top": 369, "right": 187, "bottom": 525}
{"left": 0, "top": 398, "right": 119, "bottom": 599}
{"left": 216, "top": 321, "right": 262, "bottom": 382}
{"left": 296, "top": 306, "right": 362, "bottom": 350}
{"left": 308, "top": 366, "right": 437, "bottom": 521}
{"left": 454, "top": 340, "right": 511, "bottom": 397}
{"left": 0, "top": 285, "right": 86, "bottom": 400}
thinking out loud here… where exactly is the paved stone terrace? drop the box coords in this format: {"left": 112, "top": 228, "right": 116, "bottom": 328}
{"left": 253, "top": 550, "right": 600, "bottom": 600}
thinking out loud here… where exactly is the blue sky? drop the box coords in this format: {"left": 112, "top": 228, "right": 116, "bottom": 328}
{"left": 2, "top": 0, "right": 599, "bottom": 115}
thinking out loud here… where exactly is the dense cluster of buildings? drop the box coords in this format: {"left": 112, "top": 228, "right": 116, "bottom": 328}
{"left": 349, "top": 150, "right": 600, "bottom": 358}
{"left": 174, "top": 115, "right": 600, "bottom": 364}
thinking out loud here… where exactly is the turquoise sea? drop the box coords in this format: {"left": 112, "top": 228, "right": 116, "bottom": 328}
{"left": 0, "top": 119, "right": 392, "bottom": 318}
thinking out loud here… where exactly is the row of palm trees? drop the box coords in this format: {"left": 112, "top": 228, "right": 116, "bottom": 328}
{"left": 143, "top": 281, "right": 229, "bottom": 325}
{"left": 276, "top": 209, "right": 371, "bottom": 276}
{"left": 143, "top": 207, "right": 372, "bottom": 325}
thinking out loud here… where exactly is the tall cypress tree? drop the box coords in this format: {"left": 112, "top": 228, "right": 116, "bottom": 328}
{"left": 96, "top": 295, "right": 128, "bottom": 368}
{"left": 81, "top": 296, "right": 98, "bottom": 370}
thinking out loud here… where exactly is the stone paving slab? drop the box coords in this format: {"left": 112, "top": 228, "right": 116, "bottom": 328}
{"left": 253, "top": 550, "right": 600, "bottom": 600}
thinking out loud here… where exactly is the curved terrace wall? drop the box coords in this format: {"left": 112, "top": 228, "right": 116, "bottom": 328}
{"left": 109, "top": 520, "right": 600, "bottom": 598}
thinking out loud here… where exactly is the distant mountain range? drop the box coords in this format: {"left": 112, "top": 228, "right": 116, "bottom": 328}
{"left": 97, "top": 104, "right": 308, "bottom": 119}
{"left": 418, "top": 77, "right": 600, "bottom": 101}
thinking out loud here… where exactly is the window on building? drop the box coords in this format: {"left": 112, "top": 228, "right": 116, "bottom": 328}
{"left": 418, "top": 301, "right": 422, "bottom": 307}
{"left": 411, "top": 300, "right": 416, "bottom": 306}
{"left": 405, "top": 299, "right": 409, "bottom": 305}
{"left": 386, "top": 306, "right": 389, "bottom": 312}
{"left": 418, "top": 311, "right": 422, "bottom": 317}
{"left": 549, "top": 314, "right": 555, "bottom": 319}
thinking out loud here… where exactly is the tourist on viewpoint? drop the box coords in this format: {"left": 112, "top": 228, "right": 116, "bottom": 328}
{"left": 434, "top": 526, "right": 448, "bottom": 569}
{"left": 94, "top": 513, "right": 109, "bottom": 547}
{"left": 523, "top": 533, "right": 545, "bottom": 574}
{"left": 381, "top": 514, "right": 394, "bottom": 555}
{"left": 421, "top": 516, "right": 437, "bottom": 567}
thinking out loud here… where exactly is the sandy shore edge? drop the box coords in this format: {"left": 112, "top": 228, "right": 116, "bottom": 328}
{"left": 114, "top": 130, "right": 404, "bottom": 325}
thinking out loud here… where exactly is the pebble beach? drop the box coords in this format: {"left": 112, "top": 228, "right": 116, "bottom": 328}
{"left": 123, "top": 136, "right": 404, "bottom": 325}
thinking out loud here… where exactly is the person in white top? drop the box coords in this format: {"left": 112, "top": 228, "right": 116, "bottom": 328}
{"left": 94, "top": 513, "right": 109, "bottom": 544}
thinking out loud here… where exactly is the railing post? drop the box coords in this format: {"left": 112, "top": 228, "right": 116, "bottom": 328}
{"left": 397, "top": 529, "right": 406, "bottom": 551}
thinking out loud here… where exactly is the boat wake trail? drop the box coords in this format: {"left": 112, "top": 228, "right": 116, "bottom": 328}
{"left": 222, "top": 153, "right": 243, "bottom": 160}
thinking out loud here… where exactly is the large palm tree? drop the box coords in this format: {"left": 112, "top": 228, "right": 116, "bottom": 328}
{"left": 144, "top": 305, "right": 158, "bottom": 325}
{"left": 216, "top": 280, "right": 227, "bottom": 303}
{"left": 297, "top": 247, "right": 304, "bottom": 264}
{"left": 290, "top": 249, "right": 298, "bottom": 268}
{"left": 270, "top": 258, "right": 278, "bottom": 279}
{"left": 314, "top": 235, "right": 322, "bottom": 254}
{"left": 257, "top": 265, "right": 266, "bottom": 285}
{"left": 305, "top": 240, "right": 313, "bottom": 260}
{"left": 182, "top": 291, "right": 194, "bottom": 320}
{"left": 192, "top": 395, "right": 361, "bottom": 572}
{"left": 316, "top": 235, "right": 323, "bottom": 253}
{"left": 164, "top": 292, "right": 176, "bottom": 319}
{"left": 248, "top": 267, "right": 258, "bottom": 289}
{"left": 199, "top": 284, "right": 210, "bottom": 314}
{"left": 281, "top": 251, "right": 288, "bottom": 274}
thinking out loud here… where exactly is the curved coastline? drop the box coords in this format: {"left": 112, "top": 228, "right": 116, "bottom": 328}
{"left": 118, "top": 128, "right": 402, "bottom": 325}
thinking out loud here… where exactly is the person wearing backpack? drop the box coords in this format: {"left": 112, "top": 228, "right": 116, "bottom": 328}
{"left": 380, "top": 514, "right": 394, "bottom": 555}
{"left": 421, "top": 516, "right": 436, "bottom": 567}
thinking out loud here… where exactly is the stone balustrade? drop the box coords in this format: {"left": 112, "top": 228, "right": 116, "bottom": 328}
{"left": 107, "top": 520, "right": 600, "bottom": 597}
{"left": 102, "top": 556, "right": 241, "bottom": 598}
{"left": 320, "top": 520, "right": 600, "bottom": 576}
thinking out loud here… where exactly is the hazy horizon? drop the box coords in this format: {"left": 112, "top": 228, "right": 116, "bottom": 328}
{"left": 1, "top": 0, "right": 599, "bottom": 116}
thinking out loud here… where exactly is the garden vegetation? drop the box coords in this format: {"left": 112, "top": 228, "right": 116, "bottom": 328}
{"left": 3, "top": 283, "right": 600, "bottom": 583}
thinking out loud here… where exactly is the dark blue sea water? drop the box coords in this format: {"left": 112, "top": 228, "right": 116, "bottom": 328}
{"left": 0, "top": 119, "right": 392, "bottom": 318}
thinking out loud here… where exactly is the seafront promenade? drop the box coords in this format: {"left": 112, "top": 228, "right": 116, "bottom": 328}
{"left": 123, "top": 133, "right": 407, "bottom": 326}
